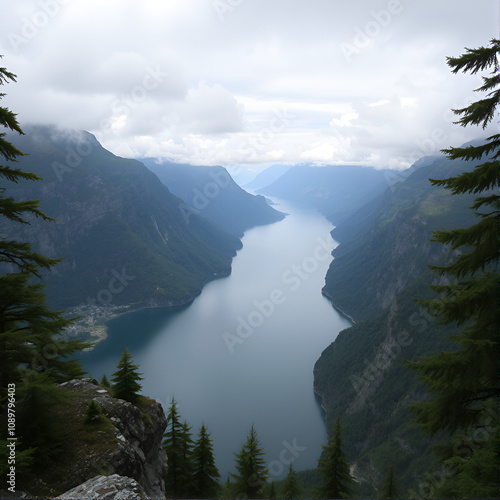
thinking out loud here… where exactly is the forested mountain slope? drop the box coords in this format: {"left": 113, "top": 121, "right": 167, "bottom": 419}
{"left": 314, "top": 151, "right": 483, "bottom": 497}
{"left": 1, "top": 125, "right": 241, "bottom": 309}
{"left": 257, "top": 164, "right": 393, "bottom": 224}
{"left": 142, "top": 159, "right": 285, "bottom": 237}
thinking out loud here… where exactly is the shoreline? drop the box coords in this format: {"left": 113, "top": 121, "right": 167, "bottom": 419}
{"left": 321, "top": 288, "right": 357, "bottom": 324}
{"left": 63, "top": 269, "right": 231, "bottom": 351}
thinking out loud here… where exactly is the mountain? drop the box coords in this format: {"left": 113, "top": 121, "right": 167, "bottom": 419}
{"left": 141, "top": 159, "right": 285, "bottom": 237}
{"left": 1, "top": 125, "right": 242, "bottom": 310}
{"left": 257, "top": 164, "right": 394, "bottom": 224}
{"left": 242, "top": 164, "right": 292, "bottom": 192}
{"left": 313, "top": 151, "right": 482, "bottom": 496}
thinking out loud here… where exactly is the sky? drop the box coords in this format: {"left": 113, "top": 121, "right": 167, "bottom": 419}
{"left": 0, "top": 0, "right": 498, "bottom": 174}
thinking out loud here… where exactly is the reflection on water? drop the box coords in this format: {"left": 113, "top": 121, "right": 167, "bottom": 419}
{"left": 81, "top": 199, "right": 352, "bottom": 479}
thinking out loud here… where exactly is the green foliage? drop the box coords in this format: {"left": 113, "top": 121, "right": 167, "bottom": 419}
{"left": 100, "top": 374, "right": 110, "bottom": 387}
{"left": 192, "top": 423, "right": 221, "bottom": 499}
{"left": 229, "top": 424, "right": 269, "bottom": 499}
{"left": 85, "top": 400, "right": 101, "bottom": 423}
{"left": 0, "top": 438, "right": 34, "bottom": 482}
{"left": 380, "top": 464, "right": 399, "bottom": 499}
{"left": 0, "top": 60, "right": 90, "bottom": 484}
{"left": 110, "top": 348, "right": 143, "bottom": 404}
{"left": 409, "top": 38, "right": 500, "bottom": 437}
{"left": 0, "top": 63, "right": 57, "bottom": 276}
{"left": 268, "top": 479, "right": 277, "bottom": 499}
{"left": 163, "top": 396, "right": 185, "bottom": 498}
{"left": 281, "top": 462, "right": 302, "bottom": 499}
{"left": 15, "top": 371, "right": 71, "bottom": 469}
{"left": 317, "top": 416, "right": 355, "bottom": 499}
{"left": 178, "top": 420, "right": 195, "bottom": 498}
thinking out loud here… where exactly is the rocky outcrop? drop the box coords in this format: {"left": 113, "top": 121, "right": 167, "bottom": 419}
{"left": 54, "top": 378, "right": 167, "bottom": 498}
{"left": 57, "top": 474, "right": 148, "bottom": 499}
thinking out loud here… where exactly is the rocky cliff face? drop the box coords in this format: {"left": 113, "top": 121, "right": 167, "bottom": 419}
{"left": 313, "top": 152, "right": 482, "bottom": 495}
{"left": 50, "top": 378, "right": 167, "bottom": 498}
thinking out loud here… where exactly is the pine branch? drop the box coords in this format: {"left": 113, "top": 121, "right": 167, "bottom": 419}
{"left": 429, "top": 161, "right": 499, "bottom": 195}
{"left": 451, "top": 92, "right": 500, "bottom": 129}
{"left": 442, "top": 135, "right": 500, "bottom": 161}
{"left": 446, "top": 39, "right": 500, "bottom": 75}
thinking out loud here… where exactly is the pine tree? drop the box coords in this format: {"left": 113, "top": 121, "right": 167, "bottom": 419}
{"left": 282, "top": 462, "right": 302, "bottom": 499}
{"left": 0, "top": 59, "right": 88, "bottom": 400}
{"left": 85, "top": 400, "right": 102, "bottom": 423}
{"left": 163, "top": 396, "right": 184, "bottom": 498}
{"left": 16, "top": 370, "right": 71, "bottom": 469}
{"left": 100, "top": 374, "right": 110, "bottom": 387}
{"left": 0, "top": 58, "right": 89, "bottom": 472}
{"left": 408, "top": 38, "right": 500, "bottom": 435}
{"left": 110, "top": 348, "right": 143, "bottom": 404}
{"left": 192, "top": 423, "right": 221, "bottom": 499}
{"left": 177, "top": 419, "right": 195, "bottom": 498}
{"left": 317, "top": 416, "right": 355, "bottom": 499}
{"left": 0, "top": 58, "right": 59, "bottom": 275}
{"left": 380, "top": 464, "right": 398, "bottom": 499}
{"left": 231, "top": 424, "right": 269, "bottom": 499}
{"left": 221, "top": 473, "right": 232, "bottom": 499}
{"left": 268, "top": 478, "right": 277, "bottom": 499}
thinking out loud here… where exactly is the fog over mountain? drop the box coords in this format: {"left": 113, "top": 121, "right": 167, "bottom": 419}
{"left": 0, "top": 1, "right": 497, "bottom": 170}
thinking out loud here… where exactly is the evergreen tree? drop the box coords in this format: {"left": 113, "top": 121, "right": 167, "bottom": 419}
{"left": 317, "top": 416, "right": 355, "bottom": 499}
{"left": 177, "top": 419, "right": 195, "bottom": 498}
{"left": 15, "top": 370, "right": 71, "bottom": 469}
{"left": 408, "top": 38, "right": 500, "bottom": 434}
{"left": 110, "top": 348, "right": 143, "bottom": 404}
{"left": 380, "top": 464, "right": 398, "bottom": 499}
{"left": 192, "top": 423, "right": 221, "bottom": 499}
{"left": 0, "top": 59, "right": 88, "bottom": 400}
{"left": 100, "top": 374, "right": 110, "bottom": 387}
{"left": 282, "top": 462, "right": 302, "bottom": 499}
{"left": 268, "top": 478, "right": 277, "bottom": 499}
{"left": 163, "top": 396, "right": 184, "bottom": 498}
{"left": 230, "top": 424, "right": 268, "bottom": 499}
{"left": 85, "top": 400, "right": 102, "bottom": 423}
{"left": 0, "top": 58, "right": 89, "bottom": 474}
{"left": 0, "top": 58, "right": 58, "bottom": 275}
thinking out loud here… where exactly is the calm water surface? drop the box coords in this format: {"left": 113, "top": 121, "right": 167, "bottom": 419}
{"left": 81, "top": 199, "right": 352, "bottom": 479}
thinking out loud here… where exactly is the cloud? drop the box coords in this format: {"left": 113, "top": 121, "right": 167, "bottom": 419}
{"left": 0, "top": 0, "right": 497, "bottom": 170}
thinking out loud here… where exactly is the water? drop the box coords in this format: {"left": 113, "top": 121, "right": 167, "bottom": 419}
{"left": 81, "top": 198, "right": 352, "bottom": 480}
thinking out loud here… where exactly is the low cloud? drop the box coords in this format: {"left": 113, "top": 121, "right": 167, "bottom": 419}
{"left": 0, "top": 0, "right": 497, "bottom": 170}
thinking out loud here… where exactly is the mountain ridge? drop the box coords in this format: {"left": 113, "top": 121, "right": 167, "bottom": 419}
{"left": 2, "top": 124, "right": 244, "bottom": 311}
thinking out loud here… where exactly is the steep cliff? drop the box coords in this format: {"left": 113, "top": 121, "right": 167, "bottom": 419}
{"left": 22, "top": 378, "right": 167, "bottom": 498}
{"left": 2, "top": 124, "right": 241, "bottom": 310}
{"left": 314, "top": 151, "right": 483, "bottom": 496}
{"left": 142, "top": 160, "right": 286, "bottom": 237}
